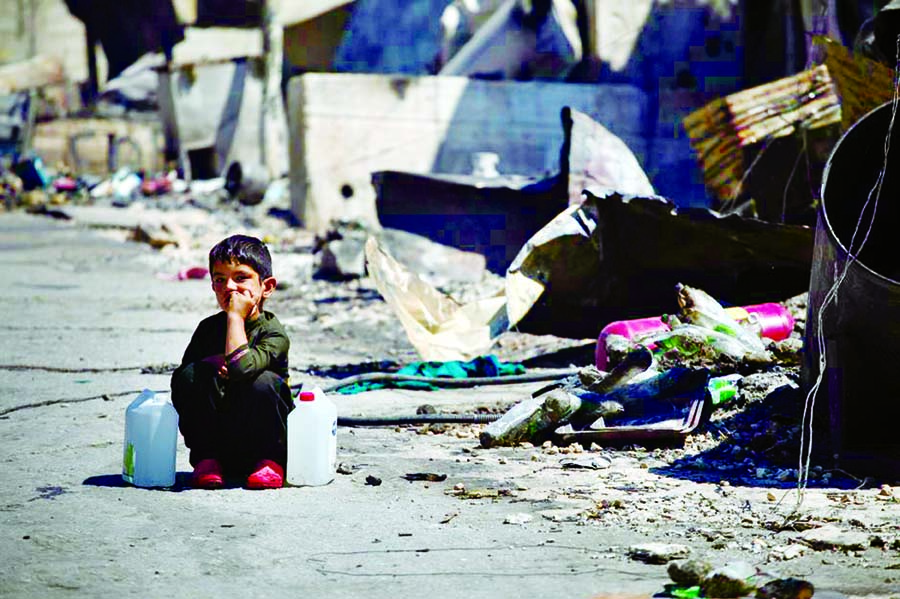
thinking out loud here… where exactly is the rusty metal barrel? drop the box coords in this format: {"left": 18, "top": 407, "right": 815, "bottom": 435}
{"left": 804, "top": 100, "right": 900, "bottom": 478}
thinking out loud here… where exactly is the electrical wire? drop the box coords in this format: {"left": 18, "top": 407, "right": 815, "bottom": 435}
{"left": 338, "top": 413, "right": 501, "bottom": 426}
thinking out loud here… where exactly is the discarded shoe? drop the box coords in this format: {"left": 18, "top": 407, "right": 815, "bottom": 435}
{"left": 246, "top": 459, "right": 284, "bottom": 490}
{"left": 191, "top": 458, "right": 224, "bottom": 489}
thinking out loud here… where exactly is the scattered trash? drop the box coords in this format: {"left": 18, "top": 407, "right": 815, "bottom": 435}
{"left": 155, "top": 267, "right": 209, "bottom": 282}
{"left": 668, "top": 586, "right": 701, "bottom": 599}
{"left": 447, "top": 487, "right": 514, "bottom": 500}
{"left": 667, "top": 559, "right": 713, "bottom": 587}
{"left": 480, "top": 387, "right": 583, "bottom": 448}
{"left": 177, "top": 267, "right": 208, "bottom": 281}
{"left": 755, "top": 578, "right": 814, "bottom": 599}
{"left": 502, "top": 513, "right": 533, "bottom": 525}
{"left": 140, "top": 175, "right": 172, "bottom": 197}
{"left": 401, "top": 473, "right": 447, "bottom": 482}
{"left": 627, "top": 542, "right": 690, "bottom": 564}
{"left": 598, "top": 284, "right": 804, "bottom": 374}
{"left": 768, "top": 544, "right": 807, "bottom": 561}
{"left": 52, "top": 176, "right": 79, "bottom": 193}
{"left": 480, "top": 347, "right": 652, "bottom": 448}
{"left": 0, "top": 171, "right": 23, "bottom": 210}
{"left": 559, "top": 457, "right": 611, "bottom": 470}
{"left": 538, "top": 508, "right": 582, "bottom": 523}
{"left": 13, "top": 156, "right": 50, "bottom": 191}
{"left": 596, "top": 300, "right": 794, "bottom": 369}
{"left": 111, "top": 169, "right": 142, "bottom": 204}
{"left": 484, "top": 330, "right": 730, "bottom": 449}
{"left": 707, "top": 374, "right": 742, "bottom": 406}
{"left": 701, "top": 561, "right": 758, "bottom": 599}
{"left": 336, "top": 463, "right": 359, "bottom": 475}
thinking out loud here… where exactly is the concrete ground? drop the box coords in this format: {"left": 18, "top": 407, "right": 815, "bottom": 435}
{"left": 1, "top": 212, "right": 898, "bottom": 599}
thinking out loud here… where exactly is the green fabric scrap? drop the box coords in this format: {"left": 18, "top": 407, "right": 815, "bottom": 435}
{"left": 670, "top": 586, "right": 701, "bottom": 599}
{"left": 335, "top": 355, "right": 525, "bottom": 395}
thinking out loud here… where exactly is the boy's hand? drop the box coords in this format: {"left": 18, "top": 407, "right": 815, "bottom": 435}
{"left": 202, "top": 354, "right": 229, "bottom": 379}
{"left": 225, "top": 290, "right": 257, "bottom": 320}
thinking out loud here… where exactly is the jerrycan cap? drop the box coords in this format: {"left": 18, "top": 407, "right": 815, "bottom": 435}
{"left": 299, "top": 391, "right": 315, "bottom": 402}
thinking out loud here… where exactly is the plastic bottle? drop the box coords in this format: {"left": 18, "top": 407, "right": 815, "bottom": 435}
{"left": 723, "top": 303, "right": 795, "bottom": 342}
{"left": 595, "top": 303, "right": 795, "bottom": 369}
{"left": 122, "top": 389, "right": 178, "bottom": 487}
{"left": 707, "top": 373, "right": 743, "bottom": 406}
{"left": 286, "top": 388, "right": 337, "bottom": 486}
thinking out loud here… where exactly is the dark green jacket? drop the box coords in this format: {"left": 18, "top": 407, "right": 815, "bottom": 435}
{"left": 175, "top": 310, "right": 290, "bottom": 382}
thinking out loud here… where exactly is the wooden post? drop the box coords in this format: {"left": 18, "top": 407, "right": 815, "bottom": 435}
{"left": 260, "top": 0, "right": 287, "bottom": 179}
{"left": 85, "top": 27, "right": 99, "bottom": 107}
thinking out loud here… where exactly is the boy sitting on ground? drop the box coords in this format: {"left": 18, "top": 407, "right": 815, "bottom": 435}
{"left": 171, "top": 234, "right": 293, "bottom": 489}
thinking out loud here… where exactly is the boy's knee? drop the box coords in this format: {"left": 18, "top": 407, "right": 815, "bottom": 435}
{"left": 256, "top": 370, "right": 282, "bottom": 385}
{"left": 171, "top": 364, "right": 200, "bottom": 401}
{"left": 248, "top": 371, "right": 287, "bottom": 395}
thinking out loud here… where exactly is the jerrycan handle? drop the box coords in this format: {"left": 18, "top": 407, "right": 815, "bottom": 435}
{"left": 129, "top": 388, "right": 156, "bottom": 408}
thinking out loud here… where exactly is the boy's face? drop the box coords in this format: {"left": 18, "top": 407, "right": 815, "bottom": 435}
{"left": 211, "top": 260, "right": 276, "bottom": 320}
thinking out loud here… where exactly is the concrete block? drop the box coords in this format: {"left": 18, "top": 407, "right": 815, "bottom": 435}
{"left": 287, "top": 72, "right": 649, "bottom": 232}
{"left": 158, "top": 58, "right": 288, "bottom": 181}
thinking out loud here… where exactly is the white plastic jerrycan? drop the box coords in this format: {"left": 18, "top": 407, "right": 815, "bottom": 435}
{"left": 122, "top": 389, "right": 179, "bottom": 488}
{"left": 286, "top": 387, "right": 337, "bottom": 486}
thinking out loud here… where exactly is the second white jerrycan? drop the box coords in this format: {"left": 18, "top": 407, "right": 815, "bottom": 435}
{"left": 286, "top": 387, "right": 337, "bottom": 486}
{"left": 122, "top": 389, "right": 179, "bottom": 488}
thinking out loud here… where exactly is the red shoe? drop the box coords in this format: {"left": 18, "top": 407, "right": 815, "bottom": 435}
{"left": 246, "top": 459, "right": 284, "bottom": 490}
{"left": 191, "top": 458, "right": 224, "bottom": 489}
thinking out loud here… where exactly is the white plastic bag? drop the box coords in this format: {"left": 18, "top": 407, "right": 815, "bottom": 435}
{"left": 365, "top": 236, "right": 507, "bottom": 361}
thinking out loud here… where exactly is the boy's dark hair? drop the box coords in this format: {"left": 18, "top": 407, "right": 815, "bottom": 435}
{"left": 209, "top": 235, "right": 273, "bottom": 279}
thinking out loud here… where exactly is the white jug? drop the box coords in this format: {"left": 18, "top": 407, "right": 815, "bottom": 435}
{"left": 286, "top": 387, "right": 337, "bottom": 486}
{"left": 122, "top": 389, "right": 178, "bottom": 488}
